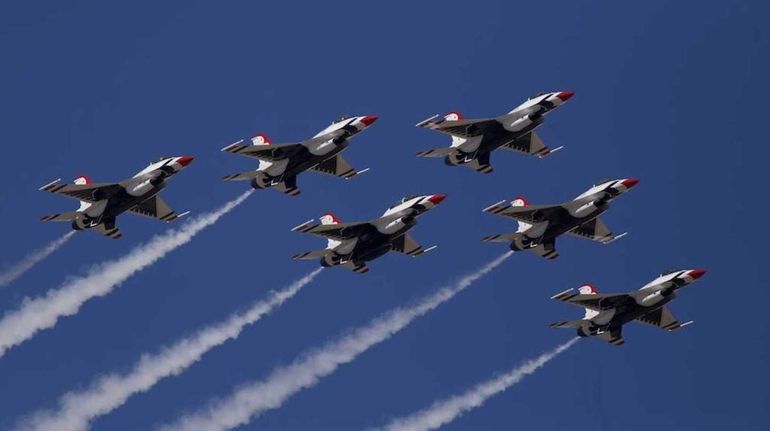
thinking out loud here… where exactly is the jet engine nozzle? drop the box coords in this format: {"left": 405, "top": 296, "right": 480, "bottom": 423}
{"left": 250, "top": 172, "right": 273, "bottom": 190}
{"left": 577, "top": 324, "right": 599, "bottom": 337}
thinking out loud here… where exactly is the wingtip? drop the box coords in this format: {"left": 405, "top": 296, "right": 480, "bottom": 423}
{"left": 291, "top": 219, "right": 315, "bottom": 232}
{"left": 550, "top": 288, "right": 574, "bottom": 300}
{"left": 415, "top": 114, "right": 440, "bottom": 127}
{"left": 39, "top": 178, "right": 62, "bottom": 191}
{"left": 221, "top": 139, "right": 244, "bottom": 152}
{"left": 482, "top": 200, "right": 507, "bottom": 212}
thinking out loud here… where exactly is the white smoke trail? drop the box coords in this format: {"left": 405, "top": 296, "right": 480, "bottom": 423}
{"left": 0, "top": 190, "right": 252, "bottom": 359}
{"left": 159, "top": 251, "right": 513, "bottom": 431}
{"left": 376, "top": 338, "right": 579, "bottom": 431}
{"left": 0, "top": 232, "right": 76, "bottom": 289}
{"left": 15, "top": 268, "right": 321, "bottom": 431}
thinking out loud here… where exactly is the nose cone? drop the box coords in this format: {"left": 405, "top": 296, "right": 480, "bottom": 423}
{"left": 360, "top": 115, "right": 378, "bottom": 126}
{"left": 177, "top": 156, "right": 194, "bottom": 167}
{"left": 688, "top": 269, "right": 706, "bottom": 280}
{"left": 621, "top": 178, "right": 639, "bottom": 188}
{"left": 556, "top": 91, "right": 575, "bottom": 102}
{"left": 427, "top": 194, "right": 446, "bottom": 205}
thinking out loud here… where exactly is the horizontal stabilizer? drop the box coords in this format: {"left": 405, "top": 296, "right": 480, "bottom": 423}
{"left": 416, "top": 147, "right": 454, "bottom": 158}
{"left": 292, "top": 249, "right": 329, "bottom": 260}
{"left": 40, "top": 212, "right": 79, "bottom": 222}
{"left": 481, "top": 232, "right": 517, "bottom": 243}
{"left": 549, "top": 319, "right": 585, "bottom": 329}
{"left": 222, "top": 171, "right": 260, "bottom": 181}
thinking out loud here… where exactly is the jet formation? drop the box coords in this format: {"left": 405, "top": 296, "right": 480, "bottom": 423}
{"left": 37, "top": 90, "right": 705, "bottom": 345}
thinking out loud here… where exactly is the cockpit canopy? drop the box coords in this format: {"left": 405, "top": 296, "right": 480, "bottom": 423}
{"left": 386, "top": 195, "right": 419, "bottom": 211}
{"left": 593, "top": 178, "right": 613, "bottom": 187}
{"left": 154, "top": 156, "right": 169, "bottom": 163}
{"left": 528, "top": 91, "right": 547, "bottom": 100}
{"left": 332, "top": 115, "right": 351, "bottom": 124}
{"left": 660, "top": 268, "right": 681, "bottom": 277}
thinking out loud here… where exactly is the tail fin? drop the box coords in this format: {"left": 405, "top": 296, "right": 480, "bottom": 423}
{"left": 250, "top": 133, "right": 272, "bottom": 145}
{"left": 444, "top": 111, "right": 463, "bottom": 122}
{"left": 320, "top": 212, "right": 342, "bottom": 249}
{"left": 443, "top": 111, "right": 467, "bottom": 147}
{"left": 74, "top": 176, "right": 93, "bottom": 211}
{"left": 511, "top": 196, "right": 532, "bottom": 232}
{"left": 320, "top": 212, "right": 341, "bottom": 225}
{"left": 579, "top": 284, "right": 599, "bottom": 319}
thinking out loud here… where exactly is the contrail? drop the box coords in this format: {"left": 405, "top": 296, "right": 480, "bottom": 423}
{"left": 0, "top": 191, "right": 252, "bottom": 359}
{"left": 158, "top": 251, "right": 512, "bottom": 431}
{"left": 14, "top": 268, "right": 321, "bottom": 431}
{"left": 0, "top": 232, "right": 76, "bottom": 289}
{"left": 376, "top": 338, "right": 579, "bottom": 431}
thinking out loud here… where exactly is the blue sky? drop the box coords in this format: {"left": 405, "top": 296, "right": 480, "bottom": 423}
{"left": 0, "top": 1, "right": 767, "bottom": 430}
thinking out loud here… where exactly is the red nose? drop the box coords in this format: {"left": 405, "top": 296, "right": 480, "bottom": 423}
{"left": 428, "top": 194, "right": 446, "bottom": 205}
{"left": 556, "top": 91, "right": 575, "bottom": 101}
{"left": 360, "top": 115, "right": 378, "bottom": 126}
{"left": 177, "top": 156, "right": 194, "bottom": 167}
{"left": 621, "top": 178, "right": 639, "bottom": 188}
{"left": 688, "top": 269, "right": 706, "bottom": 279}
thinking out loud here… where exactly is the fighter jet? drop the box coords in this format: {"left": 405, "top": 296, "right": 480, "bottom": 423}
{"left": 414, "top": 91, "right": 573, "bottom": 174}
{"left": 481, "top": 178, "right": 638, "bottom": 259}
{"left": 550, "top": 269, "right": 706, "bottom": 345}
{"left": 291, "top": 194, "right": 446, "bottom": 273}
{"left": 39, "top": 156, "right": 194, "bottom": 238}
{"left": 220, "top": 115, "right": 377, "bottom": 196}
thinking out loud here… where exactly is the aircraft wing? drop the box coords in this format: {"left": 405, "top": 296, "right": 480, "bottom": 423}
{"left": 566, "top": 218, "right": 618, "bottom": 244}
{"left": 127, "top": 195, "right": 185, "bottom": 222}
{"left": 500, "top": 131, "right": 554, "bottom": 158}
{"left": 482, "top": 200, "right": 560, "bottom": 223}
{"left": 634, "top": 306, "right": 689, "bottom": 331}
{"left": 391, "top": 233, "right": 435, "bottom": 257}
{"left": 221, "top": 141, "right": 303, "bottom": 162}
{"left": 550, "top": 289, "right": 633, "bottom": 312}
{"left": 308, "top": 154, "right": 359, "bottom": 179}
{"left": 416, "top": 115, "right": 499, "bottom": 138}
{"left": 292, "top": 220, "right": 371, "bottom": 241}
{"left": 39, "top": 179, "right": 123, "bottom": 203}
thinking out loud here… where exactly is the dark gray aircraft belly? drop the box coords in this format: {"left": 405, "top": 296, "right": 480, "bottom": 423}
{"left": 351, "top": 225, "right": 412, "bottom": 263}
{"left": 283, "top": 144, "right": 346, "bottom": 179}
{"left": 541, "top": 208, "right": 606, "bottom": 242}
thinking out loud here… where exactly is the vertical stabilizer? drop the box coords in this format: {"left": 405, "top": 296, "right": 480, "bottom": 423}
{"left": 511, "top": 196, "right": 532, "bottom": 232}
{"left": 74, "top": 176, "right": 93, "bottom": 211}
{"left": 320, "top": 212, "right": 342, "bottom": 249}
{"left": 579, "top": 284, "right": 600, "bottom": 319}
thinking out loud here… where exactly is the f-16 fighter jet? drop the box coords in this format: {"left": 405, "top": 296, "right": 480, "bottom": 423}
{"left": 221, "top": 115, "right": 377, "bottom": 196}
{"left": 481, "top": 178, "right": 638, "bottom": 259}
{"left": 414, "top": 91, "right": 573, "bottom": 174}
{"left": 39, "top": 156, "right": 194, "bottom": 238}
{"left": 291, "top": 194, "right": 446, "bottom": 273}
{"left": 550, "top": 269, "right": 706, "bottom": 345}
